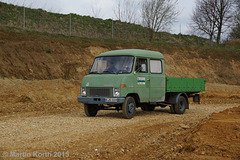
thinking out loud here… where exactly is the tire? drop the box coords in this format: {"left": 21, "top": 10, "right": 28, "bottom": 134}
{"left": 122, "top": 97, "right": 136, "bottom": 119}
{"left": 174, "top": 96, "right": 187, "bottom": 114}
{"left": 84, "top": 104, "right": 98, "bottom": 117}
{"left": 141, "top": 104, "right": 155, "bottom": 111}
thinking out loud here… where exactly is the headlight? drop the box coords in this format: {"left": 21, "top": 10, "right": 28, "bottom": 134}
{"left": 81, "top": 87, "right": 86, "bottom": 96}
{"left": 113, "top": 88, "right": 120, "bottom": 97}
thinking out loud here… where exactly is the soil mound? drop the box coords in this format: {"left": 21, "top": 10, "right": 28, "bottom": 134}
{"left": 182, "top": 106, "right": 240, "bottom": 159}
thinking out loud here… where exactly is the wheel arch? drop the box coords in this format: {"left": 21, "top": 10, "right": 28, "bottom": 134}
{"left": 126, "top": 93, "right": 140, "bottom": 105}
{"left": 167, "top": 92, "right": 189, "bottom": 109}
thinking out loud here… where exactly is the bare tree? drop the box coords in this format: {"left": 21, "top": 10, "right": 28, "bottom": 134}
{"left": 91, "top": 0, "right": 104, "bottom": 18}
{"left": 229, "top": 0, "right": 240, "bottom": 39}
{"left": 113, "top": 0, "right": 139, "bottom": 23}
{"left": 191, "top": 0, "right": 235, "bottom": 44}
{"left": 114, "top": 0, "right": 122, "bottom": 21}
{"left": 215, "top": 0, "right": 235, "bottom": 44}
{"left": 141, "top": 0, "right": 179, "bottom": 40}
{"left": 191, "top": 0, "right": 217, "bottom": 41}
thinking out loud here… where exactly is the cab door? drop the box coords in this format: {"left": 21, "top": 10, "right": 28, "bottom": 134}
{"left": 149, "top": 59, "right": 166, "bottom": 102}
{"left": 133, "top": 58, "right": 150, "bottom": 102}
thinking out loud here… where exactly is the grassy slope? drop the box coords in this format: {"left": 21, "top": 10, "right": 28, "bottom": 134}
{"left": 1, "top": 2, "right": 239, "bottom": 54}
{"left": 0, "top": 2, "right": 208, "bottom": 44}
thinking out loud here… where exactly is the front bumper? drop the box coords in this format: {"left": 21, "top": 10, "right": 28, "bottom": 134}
{"left": 78, "top": 97, "right": 125, "bottom": 105}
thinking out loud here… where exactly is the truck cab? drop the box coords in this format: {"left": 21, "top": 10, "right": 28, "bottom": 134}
{"left": 78, "top": 49, "right": 205, "bottom": 119}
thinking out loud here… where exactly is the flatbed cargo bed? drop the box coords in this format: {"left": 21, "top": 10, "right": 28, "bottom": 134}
{"left": 166, "top": 77, "right": 205, "bottom": 93}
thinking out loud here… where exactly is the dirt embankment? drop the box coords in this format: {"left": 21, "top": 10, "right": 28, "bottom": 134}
{"left": 0, "top": 28, "right": 240, "bottom": 85}
{"left": 180, "top": 106, "right": 240, "bottom": 159}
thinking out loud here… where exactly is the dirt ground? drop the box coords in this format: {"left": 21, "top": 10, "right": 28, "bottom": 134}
{"left": 0, "top": 79, "right": 239, "bottom": 159}
{"left": 0, "top": 27, "right": 240, "bottom": 159}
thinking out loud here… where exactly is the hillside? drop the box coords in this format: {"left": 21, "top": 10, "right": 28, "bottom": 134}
{"left": 0, "top": 1, "right": 208, "bottom": 43}
{"left": 0, "top": 2, "right": 240, "bottom": 85}
{"left": 0, "top": 1, "right": 158, "bottom": 40}
{"left": 0, "top": 26, "right": 239, "bottom": 85}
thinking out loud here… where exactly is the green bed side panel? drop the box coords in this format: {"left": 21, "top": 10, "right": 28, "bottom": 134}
{"left": 166, "top": 77, "right": 205, "bottom": 93}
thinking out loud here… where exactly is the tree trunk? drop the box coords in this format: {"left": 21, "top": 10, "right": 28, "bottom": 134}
{"left": 216, "top": 26, "right": 222, "bottom": 45}
{"left": 148, "top": 28, "right": 154, "bottom": 41}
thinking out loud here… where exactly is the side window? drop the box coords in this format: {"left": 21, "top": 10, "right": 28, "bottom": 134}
{"left": 150, "top": 59, "right": 162, "bottom": 74}
{"left": 135, "top": 58, "right": 148, "bottom": 73}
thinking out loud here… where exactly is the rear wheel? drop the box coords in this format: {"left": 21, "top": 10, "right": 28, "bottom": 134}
{"left": 122, "top": 97, "right": 136, "bottom": 119}
{"left": 174, "top": 96, "right": 187, "bottom": 114}
{"left": 84, "top": 104, "right": 98, "bottom": 117}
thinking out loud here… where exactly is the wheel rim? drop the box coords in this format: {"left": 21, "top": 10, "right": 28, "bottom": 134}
{"left": 128, "top": 102, "right": 135, "bottom": 114}
{"left": 179, "top": 100, "right": 185, "bottom": 111}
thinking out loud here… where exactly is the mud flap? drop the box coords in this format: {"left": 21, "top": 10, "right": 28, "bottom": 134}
{"left": 193, "top": 94, "right": 200, "bottom": 104}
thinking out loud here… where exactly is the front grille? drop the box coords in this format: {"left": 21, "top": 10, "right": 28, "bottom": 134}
{"left": 87, "top": 88, "right": 112, "bottom": 97}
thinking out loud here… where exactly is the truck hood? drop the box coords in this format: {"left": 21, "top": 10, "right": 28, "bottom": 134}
{"left": 81, "top": 74, "right": 124, "bottom": 88}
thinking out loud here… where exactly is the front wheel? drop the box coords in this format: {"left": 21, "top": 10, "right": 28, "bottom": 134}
{"left": 84, "top": 104, "right": 98, "bottom": 117}
{"left": 174, "top": 96, "right": 187, "bottom": 114}
{"left": 122, "top": 97, "right": 136, "bottom": 119}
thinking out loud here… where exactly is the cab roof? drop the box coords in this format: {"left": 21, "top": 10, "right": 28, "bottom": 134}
{"left": 96, "top": 49, "right": 164, "bottom": 59}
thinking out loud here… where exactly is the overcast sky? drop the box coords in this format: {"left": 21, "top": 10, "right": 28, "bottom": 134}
{"left": 1, "top": 0, "right": 196, "bottom": 34}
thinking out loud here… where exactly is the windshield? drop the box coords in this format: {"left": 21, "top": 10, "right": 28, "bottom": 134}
{"left": 90, "top": 56, "right": 134, "bottom": 74}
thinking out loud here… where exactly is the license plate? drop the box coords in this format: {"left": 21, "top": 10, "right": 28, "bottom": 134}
{"left": 104, "top": 98, "right": 118, "bottom": 102}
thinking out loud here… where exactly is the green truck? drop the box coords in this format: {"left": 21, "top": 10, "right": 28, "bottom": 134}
{"left": 78, "top": 49, "right": 205, "bottom": 119}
